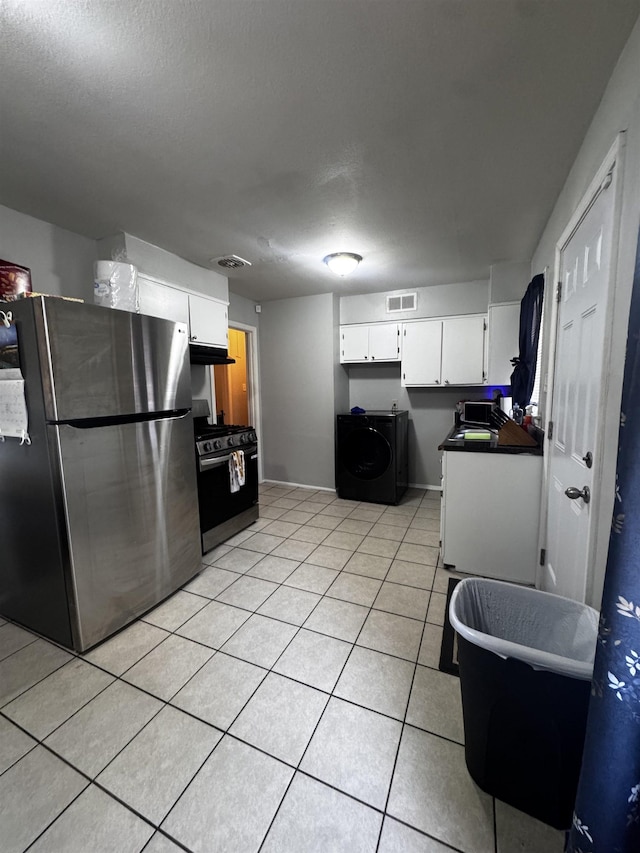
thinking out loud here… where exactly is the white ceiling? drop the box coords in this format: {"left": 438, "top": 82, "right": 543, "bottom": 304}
{"left": 1, "top": 1, "right": 639, "bottom": 302}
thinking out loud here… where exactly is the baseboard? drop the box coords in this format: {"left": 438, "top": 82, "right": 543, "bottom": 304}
{"left": 409, "top": 483, "right": 442, "bottom": 493}
{"left": 260, "top": 479, "right": 336, "bottom": 493}
{"left": 262, "top": 478, "right": 442, "bottom": 495}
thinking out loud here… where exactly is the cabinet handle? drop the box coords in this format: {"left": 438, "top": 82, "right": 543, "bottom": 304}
{"left": 371, "top": 356, "right": 375, "bottom": 360}
{"left": 191, "top": 335, "right": 198, "bottom": 341}
{"left": 435, "top": 379, "right": 440, "bottom": 384}
{"left": 364, "top": 355, "right": 368, "bottom": 359}
{"left": 444, "top": 379, "right": 450, "bottom": 385}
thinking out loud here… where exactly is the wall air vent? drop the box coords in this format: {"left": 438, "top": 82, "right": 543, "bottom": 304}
{"left": 209, "top": 254, "right": 252, "bottom": 271}
{"left": 387, "top": 292, "right": 417, "bottom": 313}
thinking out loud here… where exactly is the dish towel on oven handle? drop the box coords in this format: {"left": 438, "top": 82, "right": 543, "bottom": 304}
{"left": 229, "top": 449, "right": 245, "bottom": 493}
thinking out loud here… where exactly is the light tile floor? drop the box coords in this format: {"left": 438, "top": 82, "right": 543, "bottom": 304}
{"left": 0, "top": 485, "right": 566, "bottom": 853}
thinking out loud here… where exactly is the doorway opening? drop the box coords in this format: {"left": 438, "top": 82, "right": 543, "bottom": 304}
{"left": 214, "top": 328, "right": 249, "bottom": 426}
{"left": 211, "top": 322, "right": 262, "bottom": 482}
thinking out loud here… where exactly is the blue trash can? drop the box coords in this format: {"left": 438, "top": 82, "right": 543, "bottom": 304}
{"left": 449, "top": 577, "right": 599, "bottom": 829}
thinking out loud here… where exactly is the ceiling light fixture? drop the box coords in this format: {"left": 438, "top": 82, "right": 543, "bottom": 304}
{"left": 323, "top": 252, "right": 362, "bottom": 276}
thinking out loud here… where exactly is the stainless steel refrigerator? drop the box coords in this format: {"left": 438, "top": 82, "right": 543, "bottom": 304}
{"left": 0, "top": 297, "right": 201, "bottom": 651}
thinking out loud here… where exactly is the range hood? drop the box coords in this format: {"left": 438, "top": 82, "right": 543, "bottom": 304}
{"left": 189, "top": 344, "right": 235, "bottom": 365}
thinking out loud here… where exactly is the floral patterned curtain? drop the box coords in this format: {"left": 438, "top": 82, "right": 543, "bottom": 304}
{"left": 567, "top": 228, "right": 640, "bottom": 852}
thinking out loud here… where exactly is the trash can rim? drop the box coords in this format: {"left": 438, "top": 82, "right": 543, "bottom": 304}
{"left": 448, "top": 577, "right": 598, "bottom": 681}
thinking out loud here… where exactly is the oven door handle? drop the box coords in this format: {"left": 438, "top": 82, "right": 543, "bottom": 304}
{"left": 199, "top": 448, "right": 258, "bottom": 472}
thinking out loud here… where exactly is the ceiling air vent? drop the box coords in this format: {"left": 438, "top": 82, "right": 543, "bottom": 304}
{"left": 387, "top": 292, "right": 417, "bottom": 313}
{"left": 209, "top": 254, "right": 252, "bottom": 271}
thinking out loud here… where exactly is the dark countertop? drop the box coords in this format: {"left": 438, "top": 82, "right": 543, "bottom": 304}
{"left": 439, "top": 423, "right": 544, "bottom": 455}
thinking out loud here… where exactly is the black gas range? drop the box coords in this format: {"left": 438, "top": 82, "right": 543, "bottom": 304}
{"left": 192, "top": 400, "right": 259, "bottom": 553}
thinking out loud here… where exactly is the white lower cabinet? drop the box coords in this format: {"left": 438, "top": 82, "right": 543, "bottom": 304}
{"left": 441, "top": 450, "right": 542, "bottom": 584}
{"left": 401, "top": 315, "right": 486, "bottom": 387}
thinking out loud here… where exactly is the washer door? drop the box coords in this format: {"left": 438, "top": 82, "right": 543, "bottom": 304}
{"left": 340, "top": 427, "right": 392, "bottom": 480}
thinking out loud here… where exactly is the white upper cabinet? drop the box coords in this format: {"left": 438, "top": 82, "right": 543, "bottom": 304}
{"left": 341, "top": 325, "right": 370, "bottom": 362}
{"left": 340, "top": 323, "right": 400, "bottom": 363}
{"left": 401, "top": 315, "right": 486, "bottom": 387}
{"left": 188, "top": 293, "right": 228, "bottom": 348}
{"left": 441, "top": 315, "right": 486, "bottom": 385}
{"left": 138, "top": 275, "right": 189, "bottom": 325}
{"left": 401, "top": 319, "right": 442, "bottom": 386}
{"left": 487, "top": 302, "right": 520, "bottom": 385}
{"left": 138, "top": 275, "right": 229, "bottom": 349}
{"left": 369, "top": 322, "right": 401, "bottom": 360}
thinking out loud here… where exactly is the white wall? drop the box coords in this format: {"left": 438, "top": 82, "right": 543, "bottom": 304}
{"left": 259, "top": 293, "right": 341, "bottom": 488}
{"left": 489, "top": 261, "right": 530, "bottom": 304}
{"left": 0, "top": 205, "right": 96, "bottom": 301}
{"left": 228, "top": 291, "right": 260, "bottom": 328}
{"left": 340, "top": 280, "right": 489, "bottom": 324}
{"left": 532, "top": 17, "right": 640, "bottom": 605}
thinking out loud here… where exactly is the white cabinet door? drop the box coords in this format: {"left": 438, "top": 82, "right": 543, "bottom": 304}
{"left": 441, "top": 315, "right": 486, "bottom": 385}
{"left": 401, "top": 320, "right": 442, "bottom": 386}
{"left": 340, "top": 325, "right": 370, "bottom": 362}
{"left": 340, "top": 323, "right": 401, "bottom": 363}
{"left": 369, "top": 323, "right": 400, "bottom": 361}
{"left": 189, "top": 294, "right": 228, "bottom": 348}
{"left": 138, "top": 276, "right": 190, "bottom": 325}
{"left": 441, "top": 450, "right": 541, "bottom": 583}
{"left": 487, "top": 303, "right": 519, "bottom": 385}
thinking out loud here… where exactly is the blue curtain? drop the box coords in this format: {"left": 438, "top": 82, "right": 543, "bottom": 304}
{"left": 510, "top": 273, "right": 545, "bottom": 409}
{"left": 567, "top": 228, "right": 640, "bottom": 853}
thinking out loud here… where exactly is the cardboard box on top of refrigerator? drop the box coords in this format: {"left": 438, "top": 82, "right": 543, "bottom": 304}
{"left": 0, "top": 259, "right": 32, "bottom": 301}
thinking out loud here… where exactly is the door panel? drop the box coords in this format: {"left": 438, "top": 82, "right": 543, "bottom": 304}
{"left": 441, "top": 315, "right": 486, "bottom": 385}
{"left": 369, "top": 323, "right": 399, "bottom": 361}
{"left": 56, "top": 415, "right": 200, "bottom": 650}
{"left": 38, "top": 298, "right": 191, "bottom": 420}
{"left": 545, "top": 159, "right": 618, "bottom": 603}
{"left": 341, "top": 326, "right": 369, "bottom": 362}
{"left": 402, "top": 320, "right": 442, "bottom": 386}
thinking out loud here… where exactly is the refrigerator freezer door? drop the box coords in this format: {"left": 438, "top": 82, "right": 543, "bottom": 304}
{"left": 54, "top": 413, "right": 200, "bottom": 650}
{"left": 34, "top": 298, "right": 191, "bottom": 421}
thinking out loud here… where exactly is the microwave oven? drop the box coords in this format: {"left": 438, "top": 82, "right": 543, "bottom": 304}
{"left": 460, "top": 400, "right": 495, "bottom": 426}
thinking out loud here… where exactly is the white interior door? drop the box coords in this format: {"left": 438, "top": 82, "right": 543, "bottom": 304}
{"left": 545, "top": 156, "right": 619, "bottom": 604}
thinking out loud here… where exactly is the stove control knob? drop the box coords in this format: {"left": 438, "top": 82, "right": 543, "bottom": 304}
{"left": 213, "top": 440, "right": 222, "bottom": 450}
{"left": 203, "top": 441, "right": 212, "bottom": 453}
{"left": 227, "top": 436, "right": 235, "bottom": 447}
{"left": 249, "top": 431, "right": 256, "bottom": 443}
{"left": 239, "top": 434, "right": 246, "bottom": 444}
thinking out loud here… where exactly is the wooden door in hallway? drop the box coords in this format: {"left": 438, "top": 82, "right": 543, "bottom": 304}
{"left": 214, "top": 328, "right": 249, "bottom": 425}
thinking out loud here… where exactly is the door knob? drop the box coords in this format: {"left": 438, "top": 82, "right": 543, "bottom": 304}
{"left": 565, "top": 485, "right": 590, "bottom": 504}
{"left": 583, "top": 451, "right": 593, "bottom": 469}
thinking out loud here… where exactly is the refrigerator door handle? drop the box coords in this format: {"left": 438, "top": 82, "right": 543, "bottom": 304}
{"left": 56, "top": 408, "right": 192, "bottom": 429}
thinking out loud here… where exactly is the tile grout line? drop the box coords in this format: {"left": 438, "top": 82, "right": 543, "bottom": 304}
{"left": 1, "top": 487, "right": 459, "bottom": 852}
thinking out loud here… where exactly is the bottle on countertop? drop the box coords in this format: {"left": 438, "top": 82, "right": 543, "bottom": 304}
{"left": 512, "top": 403, "right": 523, "bottom": 425}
